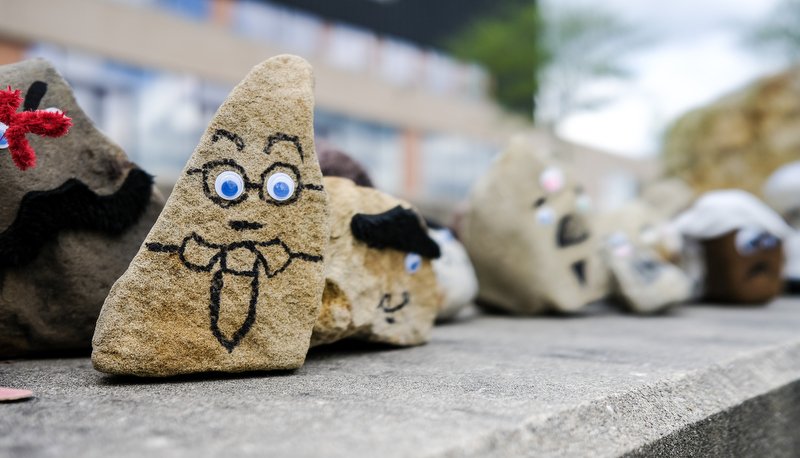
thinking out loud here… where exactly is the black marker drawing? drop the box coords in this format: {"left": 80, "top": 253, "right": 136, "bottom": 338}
{"left": 145, "top": 129, "right": 326, "bottom": 352}
{"left": 147, "top": 232, "right": 322, "bottom": 352}
{"left": 377, "top": 291, "right": 410, "bottom": 324}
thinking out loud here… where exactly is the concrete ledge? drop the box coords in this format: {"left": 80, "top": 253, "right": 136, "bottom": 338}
{"left": 3, "top": 299, "right": 800, "bottom": 457}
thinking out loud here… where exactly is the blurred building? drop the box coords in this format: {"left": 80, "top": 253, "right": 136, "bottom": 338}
{"left": 0, "top": 0, "right": 656, "bottom": 217}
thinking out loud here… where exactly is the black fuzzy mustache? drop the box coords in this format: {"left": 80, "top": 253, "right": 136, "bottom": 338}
{"left": 350, "top": 205, "right": 441, "bottom": 259}
{"left": 0, "top": 169, "right": 153, "bottom": 270}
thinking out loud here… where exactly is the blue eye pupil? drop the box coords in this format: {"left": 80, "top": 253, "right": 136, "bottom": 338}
{"left": 0, "top": 124, "right": 7, "bottom": 149}
{"left": 273, "top": 181, "right": 290, "bottom": 198}
{"left": 221, "top": 180, "right": 239, "bottom": 197}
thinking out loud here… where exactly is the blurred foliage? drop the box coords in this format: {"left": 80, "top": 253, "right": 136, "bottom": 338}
{"left": 745, "top": 0, "right": 800, "bottom": 64}
{"left": 535, "top": 4, "right": 644, "bottom": 127}
{"left": 446, "top": 2, "right": 644, "bottom": 125}
{"left": 446, "top": 2, "right": 546, "bottom": 120}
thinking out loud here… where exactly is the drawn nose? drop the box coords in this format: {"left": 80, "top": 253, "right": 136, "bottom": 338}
{"left": 557, "top": 214, "right": 590, "bottom": 248}
{"left": 229, "top": 220, "right": 263, "bottom": 231}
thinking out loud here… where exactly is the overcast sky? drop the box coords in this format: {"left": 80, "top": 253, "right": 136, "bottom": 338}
{"left": 544, "top": 0, "right": 785, "bottom": 158}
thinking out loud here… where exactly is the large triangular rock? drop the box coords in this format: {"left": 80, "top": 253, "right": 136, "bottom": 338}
{"left": 92, "top": 55, "right": 331, "bottom": 376}
{"left": 311, "top": 177, "right": 440, "bottom": 347}
{"left": 0, "top": 59, "right": 164, "bottom": 358}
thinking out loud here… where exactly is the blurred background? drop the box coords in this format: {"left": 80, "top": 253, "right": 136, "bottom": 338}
{"left": 0, "top": 0, "right": 798, "bottom": 220}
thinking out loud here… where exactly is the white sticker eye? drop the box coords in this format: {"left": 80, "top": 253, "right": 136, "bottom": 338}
{"left": 606, "top": 232, "right": 633, "bottom": 258}
{"left": 214, "top": 171, "right": 245, "bottom": 200}
{"left": 266, "top": 172, "right": 296, "bottom": 201}
{"left": 761, "top": 234, "right": 779, "bottom": 249}
{"left": 0, "top": 122, "right": 7, "bottom": 149}
{"left": 735, "top": 227, "right": 762, "bottom": 256}
{"left": 575, "top": 194, "right": 592, "bottom": 214}
{"left": 405, "top": 252, "right": 422, "bottom": 274}
{"left": 539, "top": 167, "right": 565, "bottom": 193}
{"left": 535, "top": 206, "right": 556, "bottom": 226}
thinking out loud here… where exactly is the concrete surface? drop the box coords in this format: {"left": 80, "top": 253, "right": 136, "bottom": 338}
{"left": 2, "top": 298, "right": 800, "bottom": 457}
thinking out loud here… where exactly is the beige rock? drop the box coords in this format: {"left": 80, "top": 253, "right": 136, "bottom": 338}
{"left": 92, "top": 55, "right": 331, "bottom": 377}
{"left": 599, "top": 232, "right": 692, "bottom": 314}
{"left": 663, "top": 67, "right": 800, "bottom": 196}
{"left": 462, "top": 136, "right": 606, "bottom": 314}
{"left": 0, "top": 59, "right": 164, "bottom": 358}
{"left": 640, "top": 177, "right": 696, "bottom": 221}
{"left": 311, "top": 177, "right": 440, "bottom": 347}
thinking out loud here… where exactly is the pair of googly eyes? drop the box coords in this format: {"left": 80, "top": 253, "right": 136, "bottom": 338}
{"left": 735, "top": 228, "right": 779, "bottom": 256}
{"left": 214, "top": 171, "right": 295, "bottom": 201}
{"left": 0, "top": 108, "right": 64, "bottom": 149}
{"left": 534, "top": 196, "right": 592, "bottom": 226}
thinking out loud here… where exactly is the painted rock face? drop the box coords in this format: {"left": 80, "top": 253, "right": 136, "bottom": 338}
{"left": 600, "top": 232, "right": 692, "bottom": 313}
{"left": 92, "top": 55, "right": 331, "bottom": 376}
{"left": 703, "top": 230, "right": 784, "bottom": 304}
{"left": 462, "top": 136, "right": 604, "bottom": 314}
{"left": 0, "top": 59, "right": 163, "bottom": 357}
{"left": 670, "top": 189, "right": 794, "bottom": 305}
{"left": 311, "top": 177, "right": 441, "bottom": 347}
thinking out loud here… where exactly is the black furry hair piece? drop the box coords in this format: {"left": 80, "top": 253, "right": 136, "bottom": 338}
{"left": 350, "top": 205, "right": 441, "bottom": 258}
{"left": 0, "top": 169, "right": 153, "bottom": 270}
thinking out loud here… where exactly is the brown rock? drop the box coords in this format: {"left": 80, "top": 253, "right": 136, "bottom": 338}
{"left": 462, "top": 136, "right": 606, "bottom": 314}
{"left": 663, "top": 67, "right": 800, "bottom": 196}
{"left": 0, "top": 59, "right": 164, "bottom": 358}
{"left": 703, "top": 231, "right": 784, "bottom": 304}
{"left": 669, "top": 189, "right": 794, "bottom": 304}
{"left": 311, "top": 177, "right": 441, "bottom": 347}
{"left": 92, "top": 55, "right": 331, "bottom": 376}
{"left": 318, "top": 148, "right": 374, "bottom": 188}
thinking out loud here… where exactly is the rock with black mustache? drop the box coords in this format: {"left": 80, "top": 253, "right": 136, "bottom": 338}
{"left": 311, "top": 177, "right": 441, "bottom": 347}
{"left": 0, "top": 59, "right": 164, "bottom": 358}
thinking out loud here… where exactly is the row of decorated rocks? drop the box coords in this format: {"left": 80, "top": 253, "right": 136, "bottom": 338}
{"left": 0, "top": 56, "right": 795, "bottom": 378}
{"left": 0, "top": 56, "right": 477, "bottom": 377}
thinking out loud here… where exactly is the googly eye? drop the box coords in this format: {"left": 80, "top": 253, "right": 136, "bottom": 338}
{"left": 606, "top": 232, "right": 633, "bottom": 258}
{"left": 735, "top": 227, "right": 762, "bottom": 256}
{"left": 405, "top": 252, "right": 422, "bottom": 274}
{"left": 214, "top": 171, "right": 245, "bottom": 200}
{"left": 535, "top": 206, "right": 556, "bottom": 226}
{"left": 760, "top": 234, "right": 779, "bottom": 249}
{"left": 539, "top": 167, "right": 565, "bottom": 193}
{"left": 266, "top": 172, "right": 296, "bottom": 201}
{"left": 44, "top": 107, "right": 61, "bottom": 113}
{"left": 0, "top": 122, "right": 7, "bottom": 149}
{"left": 575, "top": 194, "right": 592, "bottom": 214}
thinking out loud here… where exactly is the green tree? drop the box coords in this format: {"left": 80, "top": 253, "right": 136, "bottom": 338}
{"left": 745, "top": 0, "right": 800, "bottom": 64}
{"left": 447, "top": 2, "right": 643, "bottom": 125}
{"left": 535, "top": 4, "right": 643, "bottom": 127}
{"left": 446, "top": 2, "right": 547, "bottom": 121}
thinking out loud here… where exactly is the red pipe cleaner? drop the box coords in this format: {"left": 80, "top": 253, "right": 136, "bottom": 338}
{"left": 0, "top": 86, "right": 73, "bottom": 171}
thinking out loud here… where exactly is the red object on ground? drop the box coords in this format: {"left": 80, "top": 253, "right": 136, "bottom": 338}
{"left": 0, "top": 387, "right": 33, "bottom": 401}
{"left": 0, "top": 86, "right": 73, "bottom": 171}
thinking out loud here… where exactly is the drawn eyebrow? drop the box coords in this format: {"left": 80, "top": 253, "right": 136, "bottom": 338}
{"left": 23, "top": 81, "right": 48, "bottom": 111}
{"left": 534, "top": 197, "right": 546, "bottom": 208}
{"left": 211, "top": 129, "right": 245, "bottom": 151}
{"left": 264, "top": 133, "right": 304, "bottom": 162}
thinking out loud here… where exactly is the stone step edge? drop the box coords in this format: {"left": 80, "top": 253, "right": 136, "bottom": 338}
{"left": 431, "top": 337, "right": 800, "bottom": 458}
